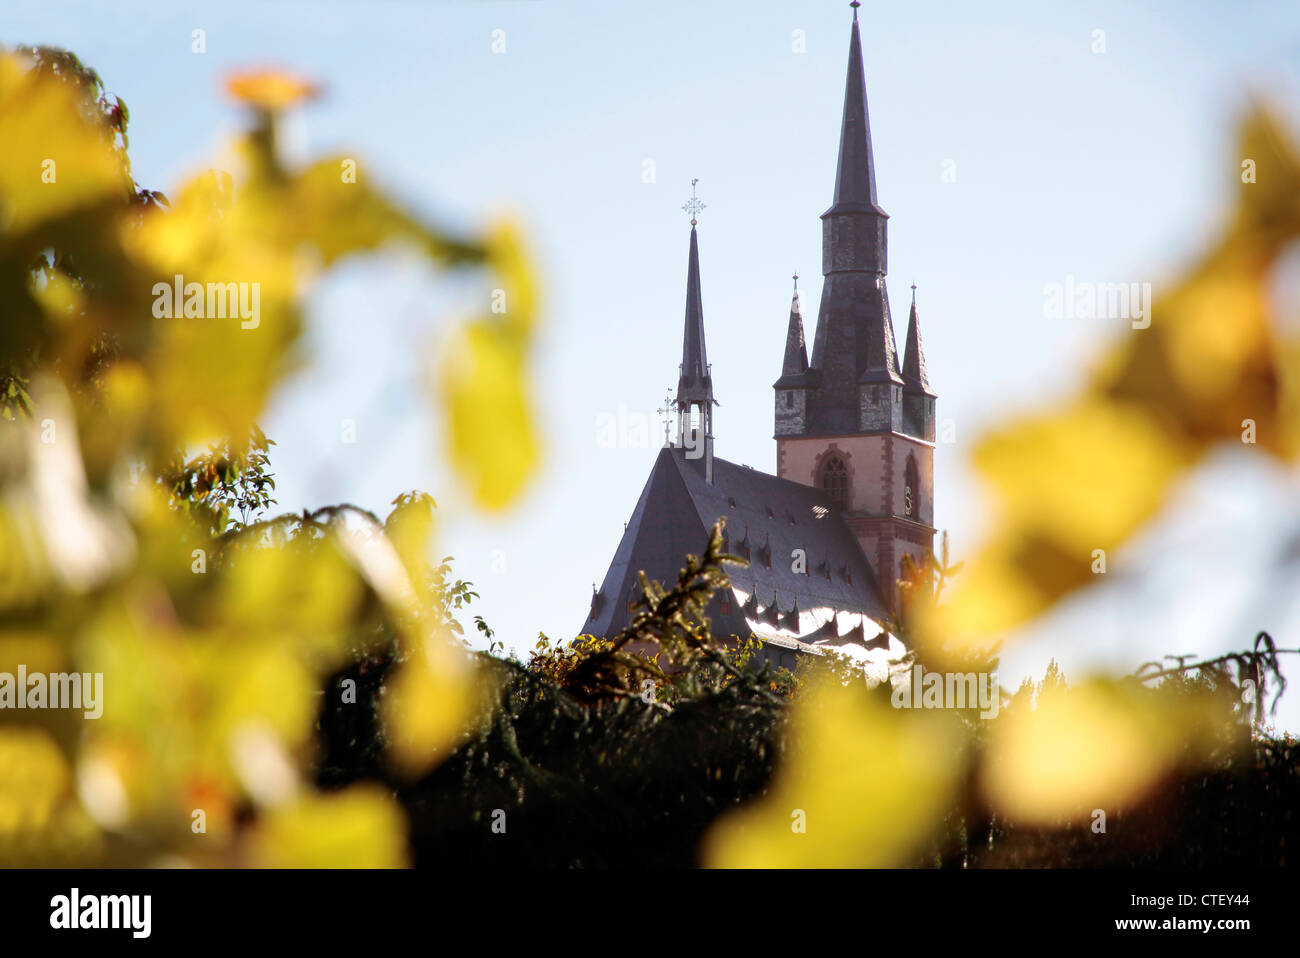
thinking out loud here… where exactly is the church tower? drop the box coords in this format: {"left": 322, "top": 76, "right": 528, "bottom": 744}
{"left": 773, "top": 4, "right": 935, "bottom": 612}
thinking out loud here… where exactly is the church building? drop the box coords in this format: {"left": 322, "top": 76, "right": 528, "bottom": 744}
{"left": 583, "top": 6, "right": 935, "bottom": 672}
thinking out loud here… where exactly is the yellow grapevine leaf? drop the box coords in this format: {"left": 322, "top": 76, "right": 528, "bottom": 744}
{"left": 485, "top": 219, "right": 539, "bottom": 337}
{"left": 381, "top": 631, "right": 486, "bottom": 779}
{"left": 217, "top": 534, "right": 362, "bottom": 649}
{"left": 928, "top": 106, "right": 1300, "bottom": 654}
{"left": 245, "top": 784, "right": 408, "bottom": 867}
{"left": 290, "top": 157, "right": 482, "bottom": 267}
{"left": 702, "top": 677, "right": 965, "bottom": 868}
{"left": 0, "top": 725, "right": 70, "bottom": 827}
{"left": 383, "top": 492, "right": 437, "bottom": 595}
{"left": 921, "top": 400, "right": 1192, "bottom": 660}
{"left": 439, "top": 320, "right": 541, "bottom": 510}
{"left": 0, "top": 631, "right": 63, "bottom": 674}
{"left": 0, "top": 54, "right": 127, "bottom": 236}
{"left": 974, "top": 399, "right": 1193, "bottom": 549}
{"left": 0, "top": 726, "right": 100, "bottom": 866}
{"left": 1099, "top": 104, "right": 1300, "bottom": 458}
{"left": 983, "top": 678, "right": 1240, "bottom": 824}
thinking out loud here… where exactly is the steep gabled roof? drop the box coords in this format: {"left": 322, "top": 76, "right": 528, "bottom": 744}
{"left": 583, "top": 447, "right": 892, "bottom": 651}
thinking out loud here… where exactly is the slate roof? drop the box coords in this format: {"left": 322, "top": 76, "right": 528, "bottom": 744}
{"left": 853, "top": 278, "right": 903, "bottom": 385}
{"left": 582, "top": 447, "right": 899, "bottom": 662}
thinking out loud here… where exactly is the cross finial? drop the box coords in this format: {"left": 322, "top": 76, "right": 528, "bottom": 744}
{"left": 657, "top": 389, "right": 674, "bottom": 446}
{"left": 681, "top": 177, "right": 706, "bottom": 226}
{"left": 850, "top": 0, "right": 860, "bottom": 19}
{"left": 793, "top": 272, "right": 799, "bottom": 293}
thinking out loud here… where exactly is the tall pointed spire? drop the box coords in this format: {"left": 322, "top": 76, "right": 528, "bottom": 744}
{"left": 901, "top": 284, "right": 933, "bottom": 395}
{"left": 674, "top": 180, "right": 715, "bottom": 480}
{"left": 778, "top": 273, "right": 809, "bottom": 381}
{"left": 676, "top": 224, "right": 711, "bottom": 406}
{"left": 774, "top": 2, "right": 938, "bottom": 615}
{"left": 827, "top": 5, "right": 885, "bottom": 217}
{"left": 803, "top": 4, "right": 899, "bottom": 435}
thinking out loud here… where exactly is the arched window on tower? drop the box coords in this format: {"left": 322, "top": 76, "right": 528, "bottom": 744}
{"left": 820, "top": 455, "right": 849, "bottom": 512}
{"left": 904, "top": 453, "right": 920, "bottom": 518}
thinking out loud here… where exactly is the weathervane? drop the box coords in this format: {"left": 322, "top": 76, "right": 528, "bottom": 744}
{"left": 681, "top": 178, "right": 706, "bottom": 225}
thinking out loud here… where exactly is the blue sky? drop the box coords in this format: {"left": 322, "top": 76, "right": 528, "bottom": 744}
{"left": 11, "top": 1, "right": 1300, "bottom": 729}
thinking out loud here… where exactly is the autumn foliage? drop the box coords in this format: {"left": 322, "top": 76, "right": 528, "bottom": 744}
{"left": 2, "top": 46, "right": 1298, "bottom": 869}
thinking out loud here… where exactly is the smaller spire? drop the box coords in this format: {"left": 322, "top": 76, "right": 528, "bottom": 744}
{"left": 776, "top": 273, "right": 809, "bottom": 384}
{"left": 901, "top": 284, "right": 934, "bottom": 396}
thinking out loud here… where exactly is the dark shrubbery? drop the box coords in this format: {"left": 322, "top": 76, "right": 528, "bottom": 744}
{"left": 315, "top": 523, "right": 1299, "bottom": 868}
